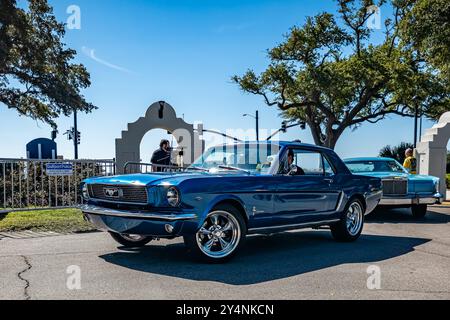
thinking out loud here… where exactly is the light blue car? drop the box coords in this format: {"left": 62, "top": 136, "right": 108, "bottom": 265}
{"left": 344, "top": 157, "right": 443, "bottom": 218}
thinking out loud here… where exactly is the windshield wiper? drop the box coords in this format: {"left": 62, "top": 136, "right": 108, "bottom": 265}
{"left": 186, "top": 166, "right": 209, "bottom": 172}
{"left": 218, "top": 165, "right": 251, "bottom": 174}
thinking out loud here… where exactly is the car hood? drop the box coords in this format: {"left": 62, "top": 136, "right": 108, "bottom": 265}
{"left": 83, "top": 172, "right": 250, "bottom": 186}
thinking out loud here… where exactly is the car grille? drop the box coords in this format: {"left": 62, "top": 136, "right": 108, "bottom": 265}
{"left": 382, "top": 179, "right": 408, "bottom": 196}
{"left": 87, "top": 184, "right": 148, "bottom": 204}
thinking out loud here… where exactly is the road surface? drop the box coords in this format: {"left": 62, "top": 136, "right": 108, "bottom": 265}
{"left": 0, "top": 206, "right": 449, "bottom": 300}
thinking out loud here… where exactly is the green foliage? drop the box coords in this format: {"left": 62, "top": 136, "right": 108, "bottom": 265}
{"left": 398, "top": 0, "right": 450, "bottom": 81}
{"left": 379, "top": 142, "right": 413, "bottom": 163}
{"left": 0, "top": 0, "right": 96, "bottom": 128}
{"left": 0, "top": 209, "right": 95, "bottom": 233}
{"left": 233, "top": 0, "right": 450, "bottom": 149}
{"left": 447, "top": 151, "right": 450, "bottom": 174}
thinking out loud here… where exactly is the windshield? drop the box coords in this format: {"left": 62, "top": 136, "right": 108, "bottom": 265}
{"left": 190, "top": 144, "right": 280, "bottom": 174}
{"left": 345, "top": 160, "right": 407, "bottom": 173}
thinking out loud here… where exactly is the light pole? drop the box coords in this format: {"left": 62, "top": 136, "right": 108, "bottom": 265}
{"left": 413, "top": 96, "right": 420, "bottom": 148}
{"left": 243, "top": 110, "right": 259, "bottom": 141}
{"left": 73, "top": 110, "right": 79, "bottom": 160}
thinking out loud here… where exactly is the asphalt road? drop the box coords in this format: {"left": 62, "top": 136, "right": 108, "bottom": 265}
{"left": 0, "top": 206, "right": 449, "bottom": 300}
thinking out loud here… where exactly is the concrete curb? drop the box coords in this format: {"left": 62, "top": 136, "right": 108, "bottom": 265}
{"left": 0, "top": 230, "right": 100, "bottom": 240}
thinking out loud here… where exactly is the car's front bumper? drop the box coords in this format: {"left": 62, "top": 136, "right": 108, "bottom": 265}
{"left": 78, "top": 204, "right": 199, "bottom": 237}
{"left": 378, "top": 193, "right": 443, "bottom": 206}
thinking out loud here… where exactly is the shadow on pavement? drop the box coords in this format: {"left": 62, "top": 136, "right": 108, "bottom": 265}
{"left": 100, "top": 230, "right": 429, "bottom": 285}
{"left": 366, "top": 207, "right": 450, "bottom": 225}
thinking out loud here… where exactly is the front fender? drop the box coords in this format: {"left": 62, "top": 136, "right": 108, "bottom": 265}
{"left": 202, "top": 194, "right": 250, "bottom": 222}
{"left": 178, "top": 193, "right": 250, "bottom": 236}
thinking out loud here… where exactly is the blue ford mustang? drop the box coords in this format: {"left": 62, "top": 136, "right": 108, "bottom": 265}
{"left": 344, "top": 157, "right": 443, "bottom": 218}
{"left": 80, "top": 142, "right": 382, "bottom": 263}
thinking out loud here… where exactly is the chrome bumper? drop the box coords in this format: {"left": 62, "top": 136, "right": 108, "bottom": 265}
{"left": 378, "top": 193, "right": 443, "bottom": 206}
{"left": 78, "top": 204, "right": 198, "bottom": 221}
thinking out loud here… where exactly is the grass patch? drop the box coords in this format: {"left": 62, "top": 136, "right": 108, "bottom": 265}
{"left": 0, "top": 209, "right": 96, "bottom": 233}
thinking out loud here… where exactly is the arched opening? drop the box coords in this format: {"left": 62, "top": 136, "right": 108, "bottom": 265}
{"left": 115, "top": 102, "right": 204, "bottom": 174}
{"left": 140, "top": 128, "right": 180, "bottom": 165}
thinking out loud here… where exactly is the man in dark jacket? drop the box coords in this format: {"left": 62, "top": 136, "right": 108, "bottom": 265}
{"left": 281, "top": 149, "right": 305, "bottom": 175}
{"left": 151, "top": 139, "right": 172, "bottom": 172}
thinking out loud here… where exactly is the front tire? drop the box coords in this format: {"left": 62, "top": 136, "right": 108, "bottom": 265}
{"left": 184, "top": 205, "right": 246, "bottom": 263}
{"left": 109, "top": 232, "right": 153, "bottom": 248}
{"left": 331, "top": 199, "right": 365, "bottom": 242}
{"left": 411, "top": 204, "right": 427, "bottom": 218}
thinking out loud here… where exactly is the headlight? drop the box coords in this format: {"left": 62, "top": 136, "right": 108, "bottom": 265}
{"left": 82, "top": 184, "right": 90, "bottom": 200}
{"left": 166, "top": 187, "right": 180, "bottom": 207}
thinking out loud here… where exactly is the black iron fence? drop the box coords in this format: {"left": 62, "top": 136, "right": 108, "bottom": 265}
{"left": 0, "top": 159, "right": 115, "bottom": 212}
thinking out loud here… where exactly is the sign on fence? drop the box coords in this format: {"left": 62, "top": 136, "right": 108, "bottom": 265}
{"left": 46, "top": 163, "right": 74, "bottom": 176}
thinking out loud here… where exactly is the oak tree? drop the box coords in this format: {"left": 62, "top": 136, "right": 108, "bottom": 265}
{"left": 0, "top": 0, "right": 96, "bottom": 128}
{"left": 233, "top": 0, "right": 449, "bottom": 148}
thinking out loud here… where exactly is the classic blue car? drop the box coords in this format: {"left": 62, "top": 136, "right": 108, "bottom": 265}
{"left": 80, "top": 142, "right": 382, "bottom": 263}
{"left": 344, "top": 157, "right": 443, "bottom": 218}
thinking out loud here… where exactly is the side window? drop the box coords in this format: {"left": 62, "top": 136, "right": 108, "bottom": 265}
{"left": 322, "top": 155, "right": 335, "bottom": 176}
{"left": 293, "top": 150, "right": 324, "bottom": 176}
{"left": 278, "top": 148, "right": 337, "bottom": 176}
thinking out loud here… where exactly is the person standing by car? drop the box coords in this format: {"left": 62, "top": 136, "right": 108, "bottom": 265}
{"left": 403, "top": 148, "right": 417, "bottom": 174}
{"left": 151, "top": 139, "right": 173, "bottom": 172}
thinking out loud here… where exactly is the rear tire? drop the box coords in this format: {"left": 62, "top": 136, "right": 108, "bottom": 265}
{"left": 411, "top": 204, "right": 427, "bottom": 218}
{"left": 109, "top": 232, "right": 153, "bottom": 248}
{"left": 331, "top": 198, "right": 365, "bottom": 242}
{"left": 184, "top": 204, "right": 246, "bottom": 263}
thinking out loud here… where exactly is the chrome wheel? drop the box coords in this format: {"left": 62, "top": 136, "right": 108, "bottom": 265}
{"left": 121, "top": 234, "right": 147, "bottom": 242}
{"left": 346, "top": 202, "right": 363, "bottom": 236}
{"left": 196, "top": 211, "right": 241, "bottom": 259}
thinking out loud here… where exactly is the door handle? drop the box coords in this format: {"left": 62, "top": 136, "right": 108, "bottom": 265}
{"left": 324, "top": 178, "right": 334, "bottom": 184}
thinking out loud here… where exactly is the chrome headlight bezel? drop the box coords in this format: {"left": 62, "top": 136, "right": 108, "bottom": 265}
{"left": 434, "top": 179, "right": 440, "bottom": 193}
{"left": 82, "top": 183, "right": 90, "bottom": 200}
{"left": 166, "top": 187, "right": 180, "bottom": 207}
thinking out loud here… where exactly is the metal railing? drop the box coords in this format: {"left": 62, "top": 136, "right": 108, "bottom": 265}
{"left": 124, "top": 162, "right": 189, "bottom": 174}
{"left": 0, "top": 158, "right": 115, "bottom": 212}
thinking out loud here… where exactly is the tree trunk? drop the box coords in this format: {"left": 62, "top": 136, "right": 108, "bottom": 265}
{"left": 308, "top": 124, "right": 323, "bottom": 147}
{"left": 305, "top": 120, "right": 342, "bottom": 150}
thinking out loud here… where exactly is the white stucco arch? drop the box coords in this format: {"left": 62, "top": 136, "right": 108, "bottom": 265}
{"left": 115, "top": 101, "right": 204, "bottom": 174}
{"left": 416, "top": 112, "right": 450, "bottom": 200}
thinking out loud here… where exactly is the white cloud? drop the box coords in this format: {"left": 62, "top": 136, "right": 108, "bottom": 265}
{"left": 81, "top": 46, "right": 135, "bottom": 74}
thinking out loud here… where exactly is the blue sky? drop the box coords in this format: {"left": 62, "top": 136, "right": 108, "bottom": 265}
{"left": 0, "top": 0, "right": 440, "bottom": 161}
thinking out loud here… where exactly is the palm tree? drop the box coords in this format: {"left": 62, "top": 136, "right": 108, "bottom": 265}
{"left": 379, "top": 142, "right": 414, "bottom": 164}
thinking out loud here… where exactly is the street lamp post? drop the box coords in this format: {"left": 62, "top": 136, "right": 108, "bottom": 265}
{"left": 413, "top": 96, "right": 420, "bottom": 148}
{"left": 243, "top": 110, "right": 259, "bottom": 141}
{"left": 414, "top": 106, "right": 418, "bottom": 148}
{"left": 74, "top": 110, "right": 79, "bottom": 160}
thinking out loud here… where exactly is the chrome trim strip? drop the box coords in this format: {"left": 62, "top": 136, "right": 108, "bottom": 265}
{"left": 248, "top": 219, "right": 340, "bottom": 233}
{"left": 78, "top": 204, "right": 197, "bottom": 221}
{"left": 335, "top": 192, "right": 345, "bottom": 212}
{"left": 88, "top": 197, "right": 149, "bottom": 206}
{"left": 379, "top": 193, "right": 442, "bottom": 206}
